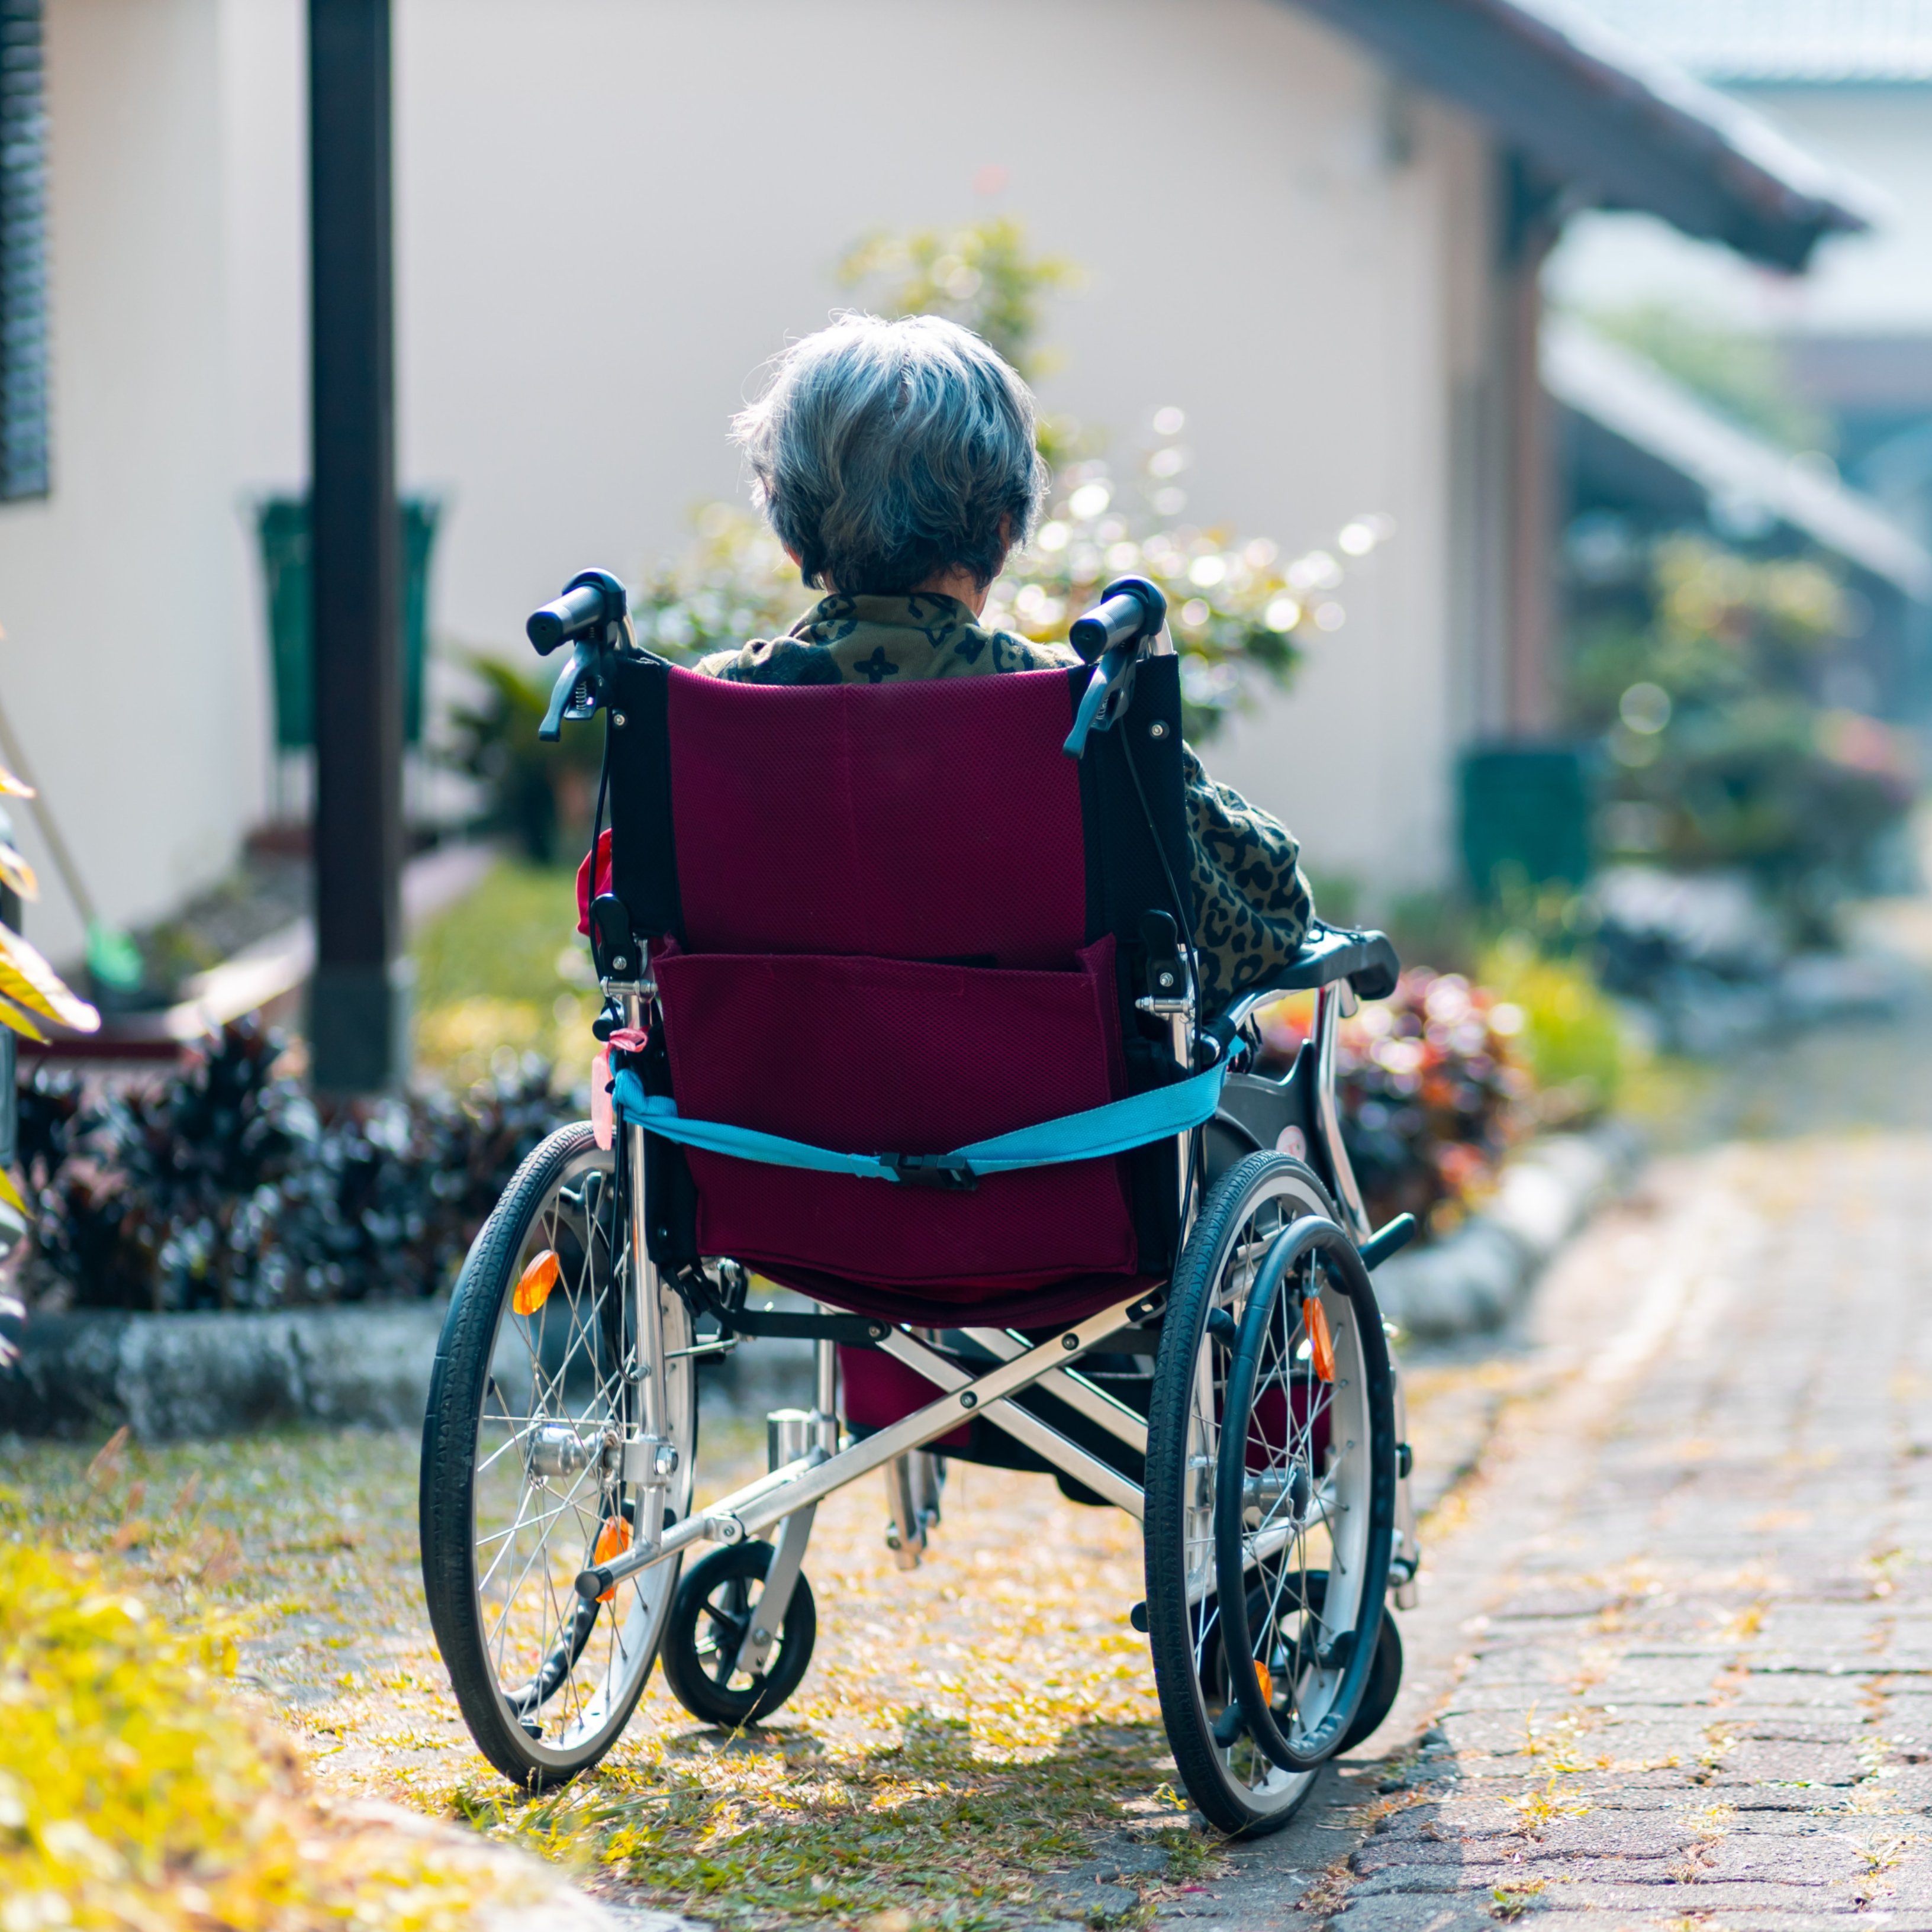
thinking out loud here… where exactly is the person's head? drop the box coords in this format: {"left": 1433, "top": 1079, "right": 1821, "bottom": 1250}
{"left": 732, "top": 313, "right": 1048, "bottom": 601}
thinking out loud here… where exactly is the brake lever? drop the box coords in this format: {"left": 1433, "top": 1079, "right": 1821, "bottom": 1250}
{"left": 1062, "top": 643, "right": 1139, "bottom": 759}
{"left": 538, "top": 636, "right": 602, "bottom": 742}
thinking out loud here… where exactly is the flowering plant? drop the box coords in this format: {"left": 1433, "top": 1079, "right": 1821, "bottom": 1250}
{"left": 987, "top": 447, "right": 1390, "bottom": 740}
{"left": 627, "top": 439, "right": 1392, "bottom": 742}
{"left": 629, "top": 216, "right": 1395, "bottom": 739}
{"left": 1254, "top": 970, "right": 1528, "bottom": 1231}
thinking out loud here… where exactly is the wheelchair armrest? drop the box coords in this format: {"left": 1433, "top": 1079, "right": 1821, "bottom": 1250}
{"left": 1261, "top": 923, "right": 1401, "bottom": 1003}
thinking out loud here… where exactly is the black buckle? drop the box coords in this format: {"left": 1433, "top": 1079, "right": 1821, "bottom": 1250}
{"left": 883, "top": 1152, "right": 978, "bottom": 1193}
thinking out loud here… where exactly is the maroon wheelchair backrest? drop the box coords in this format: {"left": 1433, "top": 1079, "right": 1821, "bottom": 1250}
{"left": 597, "top": 652, "right": 1194, "bottom": 1326}
{"left": 665, "top": 668, "right": 1087, "bottom": 966}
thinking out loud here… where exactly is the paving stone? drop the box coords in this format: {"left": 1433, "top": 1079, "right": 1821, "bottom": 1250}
{"left": 1169, "top": 1115, "right": 1932, "bottom": 1930}
{"left": 1326, "top": 1901, "right": 1494, "bottom": 1932}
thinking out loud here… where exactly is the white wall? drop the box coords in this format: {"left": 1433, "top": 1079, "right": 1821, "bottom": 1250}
{"left": 381, "top": 0, "right": 1489, "bottom": 895}
{"left": 0, "top": 0, "right": 264, "bottom": 965}
{"left": 7, "top": 0, "right": 1502, "bottom": 964}
{"left": 1548, "top": 83, "right": 1932, "bottom": 338}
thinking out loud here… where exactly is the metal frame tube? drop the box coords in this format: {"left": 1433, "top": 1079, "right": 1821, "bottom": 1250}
{"left": 733, "top": 1499, "right": 817, "bottom": 1675}
{"left": 1313, "top": 983, "right": 1371, "bottom": 1238}
{"left": 575, "top": 1288, "right": 1148, "bottom": 1598}
{"left": 622, "top": 988, "right": 674, "bottom": 1547}
{"left": 958, "top": 1328, "right": 1148, "bottom": 1455}
{"left": 880, "top": 1329, "right": 1145, "bottom": 1519}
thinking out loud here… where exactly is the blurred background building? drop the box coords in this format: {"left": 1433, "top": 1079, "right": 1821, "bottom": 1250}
{"left": 0, "top": 0, "right": 1912, "bottom": 968}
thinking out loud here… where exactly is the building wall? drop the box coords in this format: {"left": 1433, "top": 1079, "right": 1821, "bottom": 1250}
{"left": 5, "top": 0, "right": 1509, "bottom": 967}
{"left": 0, "top": 0, "right": 263, "bottom": 967}
{"left": 214, "top": 0, "right": 1503, "bottom": 905}
{"left": 1202, "top": 92, "right": 1502, "bottom": 903}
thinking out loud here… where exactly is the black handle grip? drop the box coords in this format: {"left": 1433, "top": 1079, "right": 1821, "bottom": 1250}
{"left": 1062, "top": 643, "right": 1138, "bottom": 759}
{"left": 527, "top": 582, "right": 607, "bottom": 656}
{"left": 1068, "top": 575, "right": 1168, "bottom": 664}
{"left": 1069, "top": 593, "right": 1147, "bottom": 663}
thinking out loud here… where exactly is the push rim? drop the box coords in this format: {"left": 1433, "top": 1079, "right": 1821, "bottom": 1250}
{"left": 1214, "top": 1215, "right": 1390, "bottom": 1771}
{"left": 466, "top": 1141, "right": 694, "bottom": 1772}
{"left": 1148, "top": 1153, "right": 1344, "bottom": 1831}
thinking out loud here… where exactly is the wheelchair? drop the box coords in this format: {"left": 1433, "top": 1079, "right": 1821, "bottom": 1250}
{"left": 419, "top": 568, "right": 1422, "bottom": 1836}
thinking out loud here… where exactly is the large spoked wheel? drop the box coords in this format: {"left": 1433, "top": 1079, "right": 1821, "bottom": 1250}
{"left": 1214, "top": 1216, "right": 1396, "bottom": 1772}
{"left": 420, "top": 1124, "right": 696, "bottom": 1788}
{"left": 1144, "top": 1151, "right": 1396, "bottom": 1836}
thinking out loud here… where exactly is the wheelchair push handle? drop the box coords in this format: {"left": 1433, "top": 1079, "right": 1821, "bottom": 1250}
{"left": 527, "top": 568, "right": 629, "bottom": 656}
{"left": 527, "top": 569, "right": 635, "bottom": 741}
{"left": 1064, "top": 576, "right": 1168, "bottom": 759}
{"left": 1068, "top": 575, "right": 1168, "bottom": 664}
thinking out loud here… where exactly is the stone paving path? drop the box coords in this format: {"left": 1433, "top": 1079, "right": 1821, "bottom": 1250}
{"left": 1178, "top": 1124, "right": 1932, "bottom": 1931}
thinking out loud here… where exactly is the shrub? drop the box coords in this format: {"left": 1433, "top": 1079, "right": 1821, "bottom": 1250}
{"left": 1479, "top": 937, "right": 1625, "bottom": 1122}
{"left": 18, "top": 1023, "right": 569, "bottom": 1313}
{"left": 1570, "top": 534, "right": 1916, "bottom": 938}
{"left": 1255, "top": 969, "right": 1528, "bottom": 1232}
{"left": 0, "top": 1538, "right": 540, "bottom": 1930}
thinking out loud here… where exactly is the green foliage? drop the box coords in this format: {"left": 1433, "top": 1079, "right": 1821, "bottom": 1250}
{"left": 18, "top": 1022, "right": 568, "bottom": 1312}
{"left": 444, "top": 655, "right": 603, "bottom": 864}
{"left": 0, "top": 1539, "right": 513, "bottom": 1930}
{"left": 630, "top": 504, "right": 803, "bottom": 662}
{"left": 411, "top": 860, "right": 599, "bottom": 1084}
{"left": 1569, "top": 536, "right": 1916, "bottom": 933}
{"left": 1479, "top": 935, "right": 1625, "bottom": 1121}
{"left": 989, "top": 458, "right": 1344, "bottom": 740}
{"left": 837, "top": 214, "right": 1082, "bottom": 382}
{"left": 1585, "top": 304, "right": 1834, "bottom": 453}
{"left": 413, "top": 862, "right": 588, "bottom": 1012}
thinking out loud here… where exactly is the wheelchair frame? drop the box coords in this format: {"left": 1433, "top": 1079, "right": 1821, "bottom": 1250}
{"left": 429, "top": 566, "right": 1423, "bottom": 1801}
{"left": 571, "top": 910, "right": 1416, "bottom": 1666}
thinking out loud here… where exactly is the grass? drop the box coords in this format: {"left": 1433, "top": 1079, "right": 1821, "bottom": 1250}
{"left": 1, "top": 1350, "right": 1489, "bottom": 1925}
{"left": 408, "top": 860, "right": 597, "bottom": 1085}
{"left": 0, "top": 1461, "right": 558, "bottom": 1932}
{"left": 0, "top": 1422, "right": 1210, "bottom": 1929}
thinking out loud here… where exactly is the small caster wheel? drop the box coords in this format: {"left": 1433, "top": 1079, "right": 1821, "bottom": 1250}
{"left": 661, "top": 1540, "right": 816, "bottom": 1727}
{"left": 1342, "top": 1603, "right": 1403, "bottom": 1753}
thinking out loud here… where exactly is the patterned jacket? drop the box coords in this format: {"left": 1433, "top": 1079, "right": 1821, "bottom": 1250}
{"left": 694, "top": 593, "right": 1315, "bottom": 1014}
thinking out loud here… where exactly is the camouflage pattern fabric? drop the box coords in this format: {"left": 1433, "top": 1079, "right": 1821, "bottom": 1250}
{"left": 696, "top": 593, "right": 1315, "bottom": 1013}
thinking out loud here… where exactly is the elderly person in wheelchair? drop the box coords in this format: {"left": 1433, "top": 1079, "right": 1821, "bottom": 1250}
{"left": 419, "top": 314, "right": 1419, "bottom": 1837}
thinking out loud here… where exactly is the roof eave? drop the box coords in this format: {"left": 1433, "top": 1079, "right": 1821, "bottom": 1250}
{"left": 1289, "top": 0, "right": 1875, "bottom": 271}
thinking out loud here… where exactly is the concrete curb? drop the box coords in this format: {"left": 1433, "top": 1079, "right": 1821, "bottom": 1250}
{"left": 1372, "top": 1125, "right": 1640, "bottom": 1341}
{"left": 0, "top": 1300, "right": 449, "bottom": 1439}
{"left": 1, "top": 1126, "right": 1635, "bottom": 1437}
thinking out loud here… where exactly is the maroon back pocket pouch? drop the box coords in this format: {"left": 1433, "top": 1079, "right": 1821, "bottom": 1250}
{"left": 653, "top": 936, "right": 1138, "bottom": 1295}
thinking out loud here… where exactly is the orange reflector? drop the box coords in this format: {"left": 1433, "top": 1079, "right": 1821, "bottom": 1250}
{"left": 1254, "top": 1660, "right": 1273, "bottom": 1709}
{"left": 1304, "top": 1296, "right": 1336, "bottom": 1383}
{"left": 513, "top": 1250, "right": 561, "bottom": 1317}
{"left": 593, "top": 1516, "right": 632, "bottom": 1603}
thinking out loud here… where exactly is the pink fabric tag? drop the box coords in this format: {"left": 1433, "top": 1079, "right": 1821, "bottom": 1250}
{"left": 591, "top": 1048, "right": 613, "bottom": 1150}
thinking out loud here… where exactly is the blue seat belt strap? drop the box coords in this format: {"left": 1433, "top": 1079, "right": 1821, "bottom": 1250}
{"left": 609, "top": 1063, "right": 1229, "bottom": 1183}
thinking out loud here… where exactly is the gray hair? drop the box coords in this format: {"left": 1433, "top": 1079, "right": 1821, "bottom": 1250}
{"left": 732, "top": 313, "right": 1048, "bottom": 596}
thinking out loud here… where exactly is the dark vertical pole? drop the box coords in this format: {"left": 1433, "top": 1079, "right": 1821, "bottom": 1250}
{"left": 1500, "top": 153, "right": 1563, "bottom": 739}
{"left": 308, "top": 0, "right": 405, "bottom": 1093}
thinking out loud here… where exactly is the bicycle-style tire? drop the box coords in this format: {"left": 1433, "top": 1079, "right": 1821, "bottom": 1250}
{"left": 1143, "top": 1151, "right": 1396, "bottom": 1834}
{"left": 420, "top": 1124, "right": 695, "bottom": 1788}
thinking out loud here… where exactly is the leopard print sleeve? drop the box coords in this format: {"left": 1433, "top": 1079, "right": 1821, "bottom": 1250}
{"left": 1181, "top": 745, "right": 1315, "bottom": 1015}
